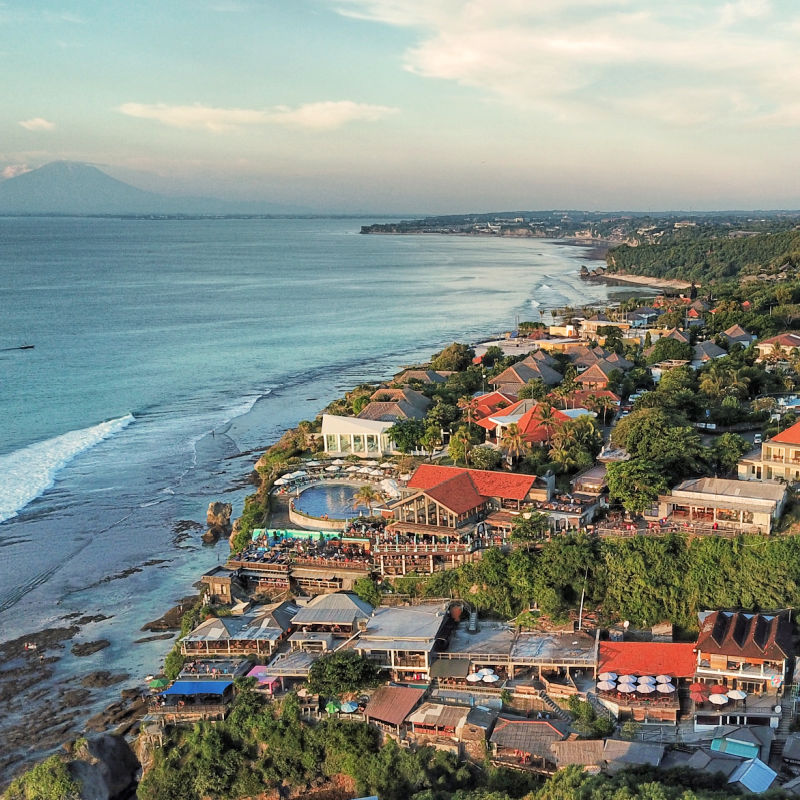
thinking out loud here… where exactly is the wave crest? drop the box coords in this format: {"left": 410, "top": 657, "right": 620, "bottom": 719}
{"left": 0, "top": 414, "right": 134, "bottom": 523}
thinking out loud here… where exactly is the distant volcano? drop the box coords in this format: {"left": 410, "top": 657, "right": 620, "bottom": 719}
{"left": 0, "top": 162, "right": 305, "bottom": 215}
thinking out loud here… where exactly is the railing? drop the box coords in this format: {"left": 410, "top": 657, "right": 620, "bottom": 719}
{"left": 292, "top": 556, "right": 371, "bottom": 570}
{"left": 148, "top": 703, "right": 228, "bottom": 717}
{"left": 697, "top": 661, "right": 783, "bottom": 679}
{"left": 373, "top": 542, "right": 475, "bottom": 554}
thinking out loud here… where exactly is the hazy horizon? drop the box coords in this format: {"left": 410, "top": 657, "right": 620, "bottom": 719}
{"left": 4, "top": 1, "right": 800, "bottom": 213}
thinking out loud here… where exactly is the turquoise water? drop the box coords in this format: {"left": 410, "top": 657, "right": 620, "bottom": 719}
{"left": 0, "top": 216, "right": 621, "bottom": 768}
{"left": 294, "top": 483, "right": 370, "bottom": 520}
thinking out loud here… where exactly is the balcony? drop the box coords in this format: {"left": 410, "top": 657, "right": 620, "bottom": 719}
{"left": 697, "top": 659, "right": 784, "bottom": 682}
{"left": 373, "top": 542, "right": 474, "bottom": 554}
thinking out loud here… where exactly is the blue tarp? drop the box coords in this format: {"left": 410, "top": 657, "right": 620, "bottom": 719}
{"left": 161, "top": 680, "right": 233, "bottom": 696}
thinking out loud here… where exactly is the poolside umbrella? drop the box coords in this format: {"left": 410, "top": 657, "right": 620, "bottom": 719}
{"left": 637, "top": 684, "right": 655, "bottom": 694}
{"left": 477, "top": 668, "right": 495, "bottom": 676}
{"left": 483, "top": 674, "right": 500, "bottom": 683}
{"left": 638, "top": 675, "right": 656, "bottom": 685}
{"left": 346, "top": 465, "right": 361, "bottom": 472}
{"left": 690, "top": 692, "right": 708, "bottom": 704}
{"left": 380, "top": 462, "right": 394, "bottom": 468}
{"left": 325, "top": 465, "right": 339, "bottom": 472}
{"left": 617, "top": 684, "right": 636, "bottom": 693}
{"left": 296, "top": 687, "right": 309, "bottom": 698}
{"left": 727, "top": 689, "right": 747, "bottom": 701}
{"left": 332, "top": 459, "right": 345, "bottom": 465}
{"left": 598, "top": 672, "right": 617, "bottom": 682}
{"left": 656, "top": 675, "right": 673, "bottom": 683}
{"left": 306, "top": 460, "right": 321, "bottom": 466}
{"left": 364, "top": 460, "right": 378, "bottom": 466}
{"left": 466, "top": 673, "right": 482, "bottom": 683}
{"left": 370, "top": 469, "right": 384, "bottom": 476}
{"left": 597, "top": 680, "right": 617, "bottom": 691}
{"left": 340, "top": 701, "right": 359, "bottom": 713}
{"left": 656, "top": 683, "right": 676, "bottom": 693}
{"left": 710, "top": 684, "right": 728, "bottom": 694}
{"left": 618, "top": 675, "right": 636, "bottom": 683}
{"left": 149, "top": 678, "right": 169, "bottom": 689}
{"left": 293, "top": 470, "right": 307, "bottom": 477}
{"left": 708, "top": 693, "right": 729, "bottom": 705}
{"left": 326, "top": 700, "right": 341, "bottom": 714}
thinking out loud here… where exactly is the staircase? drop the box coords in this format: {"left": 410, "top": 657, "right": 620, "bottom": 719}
{"left": 776, "top": 692, "right": 795, "bottom": 739}
{"left": 587, "top": 690, "right": 617, "bottom": 723}
{"left": 538, "top": 690, "right": 571, "bottom": 722}
{"left": 467, "top": 610, "right": 479, "bottom": 633}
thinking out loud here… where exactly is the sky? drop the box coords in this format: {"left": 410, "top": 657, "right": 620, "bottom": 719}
{"left": 2, "top": 0, "right": 800, "bottom": 213}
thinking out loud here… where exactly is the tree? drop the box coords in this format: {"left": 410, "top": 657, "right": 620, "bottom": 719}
{"left": 387, "top": 419, "right": 425, "bottom": 454}
{"left": 511, "top": 512, "right": 550, "bottom": 549}
{"left": 430, "top": 342, "right": 475, "bottom": 372}
{"left": 448, "top": 425, "right": 475, "bottom": 466}
{"left": 500, "top": 423, "right": 528, "bottom": 464}
{"left": 708, "top": 432, "right": 750, "bottom": 475}
{"left": 598, "top": 325, "right": 624, "bottom": 353}
{"left": 5, "top": 756, "right": 81, "bottom": 800}
{"left": 646, "top": 336, "right": 693, "bottom": 365}
{"left": 352, "top": 485, "right": 384, "bottom": 514}
{"left": 353, "top": 578, "right": 382, "bottom": 608}
{"left": 517, "top": 378, "right": 548, "bottom": 400}
{"left": 420, "top": 424, "right": 442, "bottom": 459}
{"left": 469, "top": 445, "right": 502, "bottom": 470}
{"left": 534, "top": 403, "right": 560, "bottom": 444}
{"left": 307, "top": 651, "right": 382, "bottom": 697}
{"left": 606, "top": 460, "right": 668, "bottom": 514}
{"left": 457, "top": 394, "right": 481, "bottom": 427}
{"left": 482, "top": 345, "right": 505, "bottom": 368}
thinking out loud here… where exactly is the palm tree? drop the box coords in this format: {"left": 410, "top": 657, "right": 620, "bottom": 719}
{"left": 457, "top": 395, "right": 481, "bottom": 427}
{"left": 501, "top": 423, "right": 528, "bottom": 465}
{"left": 534, "top": 403, "right": 559, "bottom": 444}
{"left": 587, "top": 393, "right": 616, "bottom": 424}
{"left": 450, "top": 425, "right": 474, "bottom": 467}
{"left": 352, "top": 485, "right": 384, "bottom": 515}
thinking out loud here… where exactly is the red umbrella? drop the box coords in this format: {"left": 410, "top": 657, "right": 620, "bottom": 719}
{"left": 690, "top": 691, "right": 708, "bottom": 703}
{"left": 689, "top": 682, "right": 707, "bottom": 692}
{"left": 710, "top": 684, "right": 728, "bottom": 694}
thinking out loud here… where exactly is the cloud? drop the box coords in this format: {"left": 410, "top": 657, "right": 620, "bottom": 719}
{"left": 19, "top": 117, "right": 55, "bottom": 131}
{"left": 118, "top": 101, "right": 398, "bottom": 131}
{"left": 2, "top": 164, "right": 31, "bottom": 180}
{"left": 327, "top": 0, "right": 800, "bottom": 129}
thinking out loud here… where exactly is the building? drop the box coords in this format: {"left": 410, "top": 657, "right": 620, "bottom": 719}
{"left": 181, "top": 601, "right": 300, "bottom": 658}
{"left": 355, "top": 603, "right": 451, "bottom": 681}
{"left": 693, "top": 609, "right": 793, "bottom": 731}
{"left": 657, "top": 477, "right": 787, "bottom": 534}
{"left": 406, "top": 702, "right": 471, "bottom": 744}
{"left": 489, "top": 715, "right": 569, "bottom": 772}
{"left": 478, "top": 398, "right": 577, "bottom": 446}
{"left": 489, "top": 355, "right": 563, "bottom": 394}
{"left": 321, "top": 413, "right": 425, "bottom": 457}
{"left": 756, "top": 332, "right": 800, "bottom": 361}
{"left": 363, "top": 685, "right": 426, "bottom": 735}
{"left": 290, "top": 592, "right": 373, "bottom": 640}
{"left": 692, "top": 340, "right": 727, "bottom": 368}
{"left": 721, "top": 324, "right": 756, "bottom": 348}
{"left": 575, "top": 361, "right": 618, "bottom": 391}
{"left": 394, "top": 369, "right": 452, "bottom": 385}
{"left": 357, "top": 387, "right": 431, "bottom": 422}
{"left": 738, "top": 419, "right": 800, "bottom": 483}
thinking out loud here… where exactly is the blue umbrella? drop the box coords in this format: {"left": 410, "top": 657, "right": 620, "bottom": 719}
{"left": 340, "top": 701, "right": 358, "bottom": 713}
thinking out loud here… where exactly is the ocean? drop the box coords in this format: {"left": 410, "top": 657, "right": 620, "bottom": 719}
{"left": 0, "top": 216, "right": 622, "bottom": 767}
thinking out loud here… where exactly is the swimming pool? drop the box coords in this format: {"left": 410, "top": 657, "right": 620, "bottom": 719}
{"left": 294, "top": 483, "right": 371, "bottom": 520}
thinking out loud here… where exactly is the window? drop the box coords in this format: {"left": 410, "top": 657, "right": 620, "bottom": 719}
{"left": 325, "top": 435, "right": 337, "bottom": 452}
{"left": 352, "top": 435, "right": 364, "bottom": 453}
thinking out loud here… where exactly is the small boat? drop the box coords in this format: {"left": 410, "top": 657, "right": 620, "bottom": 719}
{"left": 0, "top": 344, "right": 34, "bottom": 352}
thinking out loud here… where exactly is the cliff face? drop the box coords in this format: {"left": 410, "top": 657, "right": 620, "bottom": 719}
{"left": 69, "top": 734, "right": 140, "bottom": 800}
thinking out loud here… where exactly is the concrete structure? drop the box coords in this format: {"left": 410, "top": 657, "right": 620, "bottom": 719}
{"left": 738, "top": 419, "right": 800, "bottom": 484}
{"left": 657, "top": 477, "right": 786, "bottom": 534}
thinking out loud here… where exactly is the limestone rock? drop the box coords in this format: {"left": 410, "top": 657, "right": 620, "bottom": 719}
{"left": 204, "top": 501, "right": 232, "bottom": 542}
{"left": 68, "top": 734, "right": 140, "bottom": 800}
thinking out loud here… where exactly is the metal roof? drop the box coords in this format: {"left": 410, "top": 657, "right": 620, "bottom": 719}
{"left": 162, "top": 680, "right": 232, "bottom": 696}
{"left": 728, "top": 758, "right": 777, "bottom": 794}
{"left": 291, "top": 592, "right": 373, "bottom": 626}
{"left": 364, "top": 686, "right": 426, "bottom": 727}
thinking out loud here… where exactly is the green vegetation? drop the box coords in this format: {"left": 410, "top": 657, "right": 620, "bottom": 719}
{"left": 307, "top": 651, "right": 382, "bottom": 697}
{"left": 567, "top": 697, "right": 615, "bottom": 739}
{"left": 431, "top": 342, "right": 476, "bottom": 372}
{"left": 4, "top": 755, "right": 80, "bottom": 800}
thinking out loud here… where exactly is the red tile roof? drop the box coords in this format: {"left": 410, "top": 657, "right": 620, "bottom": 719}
{"left": 423, "top": 472, "right": 486, "bottom": 515}
{"left": 408, "top": 464, "right": 536, "bottom": 502}
{"left": 696, "top": 610, "right": 792, "bottom": 662}
{"left": 760, "top": 332, "right": 800, "bottom": 349}
{"left": 365, "top": 686, "right": 426, "bottom": 727}
{"left": 772, "top": 420, "right": 800, "bottom": 445}
{"left": 598, "top": 642, "right": 697, "bottom": 678}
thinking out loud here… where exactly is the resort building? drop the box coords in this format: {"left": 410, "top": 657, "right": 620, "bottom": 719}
{"left": 477, "top": 398, "right": 577, "bottom": 446}
{"left": 738, "top": 419, "right": 800, "bottom": 484}
{"left": 357, "top": 387, "right": 430, "bottom": 422}
{"left": 181, "top": 600, "right": 300, "bottom": 658}
{"left": 575, "top": 360, "right": 618, "bottom": 391}
{"left": 321, "top": 413, "right": 425, "bottom": 457}
{"left": 394, "top": 369, "right": 452, "bottom": 385}
{"left": 721, "top": 324, "right": 756, "bottom": 348}
{"left": 489, "top": 355, "right": 562, "bottom": 394}
{"left": 756, "top": 332, "right": 800, "bottom": 361}
{"left": 355, "top": 602, "right": 451, "bottom": 681}
{"left": 407, "top": 702, "right": 471, "bottom": 746}
{"left": 656, "top": 477, "right": 787, "bottom": 534}
{"left": 693, "top": 609, "right": 793, "bottom": 731}
{"left": 489, "top": 715, "right": 569, "bottom": 772}
{"left": 378, "top": 464, "right": 552, "bottom": 575}
{"left": 290, "top": 592, "right": 372, "bottom": 641}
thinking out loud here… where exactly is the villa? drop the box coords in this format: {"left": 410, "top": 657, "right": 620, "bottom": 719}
{"left": 489, "top": 355, "right": 563, "bottom": 394}
{"left": 756, "top": 332, "right": 800, "bottom": 361}
{"left": 738, "top": 419, "right": 800, "bottom": 484}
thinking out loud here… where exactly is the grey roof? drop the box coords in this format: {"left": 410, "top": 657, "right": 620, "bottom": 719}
{"left": 291, "top": 592, "right": 373, "bottom": 626}
{"left": 728, "top": 758, "right": 777, "bottom": 794}
{"left": 357, "top": 638, "right": 437, "bottom": 653}
{"left": 183, "top": 601, "right": 300, "bottom": 642}
{"left": 670, "top": 477, "right": 786, "bottom": 503}
{"left": 490, "top": 715, "right": 568, "bottom": 757}
{"left": 603, "top": 739, "right": 664, "bottom": 771}
{"left": 430, "top": 659, "right": 471, "bottom": 678}
{"left": 408, "top": 702, "right": 470, "bottom": 729}
{"left": 551, "top": 739, "right": 605, "bottom": 767}
{"left": 686, "top": 749, "right": 741, "bottom": 779}
{"left": 465, "top": 705, "right": 499, "bottom": 730}
{"left": 360, "top": 603, "right": 448, "bottom": 643}
{"left": 694, "top": 340, "right": 726, "bottom": 360}
{"left": 783, "top": 733, "right": 800, "bottom": 762}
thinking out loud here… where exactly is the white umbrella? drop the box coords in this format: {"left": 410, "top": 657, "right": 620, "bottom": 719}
{"left": 637, "top": 684, "right": 655, "bottom": 694}
{"left": 325, "top": 465, "right": 339, "bottom": 472}
{"left": 727, "top": 689, "right": 747, "bottom": 700}
{"left": 332, "top": 459, "right": 345, "bottom": 466}
{"left": 358, "top": 466, "right": 372, "bottom": 473}
{"left": 597, "top": 680, "right": 616, "bottom": 691}
{"left": 466, "top": 673, "right": 482, "bottom": 683}
{"left": 482, "top": 674, "right": 500, "bottom": 683}
{"left": 380, "top": 462, "right": 394, "bottom": 468}
{"left": 655, "top": 674, "right": 673, "bottom": 684}
{"left": 598, "top": 672, "right": 617, "bottom": 682}
{"left": 306, "top": 461, "right": 321, "bottom": 467}
{"left": 274, "top": 477, "right": 287, "bottom": 486}
{"left": 618, "top": 675, "right": 636, "bottom": 683}
{"left": 293, "top": 470, "right": 307, "bottom": 477}
{"left": 656, "top": 683, "right": 676, "bottom": 693}
{"left": 617, "top": 684, "right": 636, "bottom": 693}
{"left": 399, "top": 473, "right": 412, "bottom": 481}
{"left": 370, "top": 469, "right": 384, "bottom": 476}
{"left": 346, "top": 465, "right": 361, "bottom": 472}
{"left": 364, "top": 459, "right": 378, "bottom": 466}
{"left": 638, "top": 675, "right": 656, "bottom": 685}
{"left": 708, "top": 694, "right": 729, "bottom": 705}
{"left": 477, "top": 668, "right": 495, "bottom": 676}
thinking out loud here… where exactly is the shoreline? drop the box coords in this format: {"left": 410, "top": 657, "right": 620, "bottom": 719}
{"left": 592, "top": 272, "right": 695, "bottom": 291}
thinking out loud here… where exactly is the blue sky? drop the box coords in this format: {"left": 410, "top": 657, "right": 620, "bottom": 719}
{"left": 3, "top": 0, "right": 800, "bottom": 212}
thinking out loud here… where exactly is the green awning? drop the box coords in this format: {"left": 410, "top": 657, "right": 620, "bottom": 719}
{"left": 430, "top": 659, "right": 471, "bottom": 679}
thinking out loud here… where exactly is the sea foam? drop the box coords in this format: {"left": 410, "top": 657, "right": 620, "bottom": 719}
{"left": 0, "top": 414, "right": 134, "bottom": 523}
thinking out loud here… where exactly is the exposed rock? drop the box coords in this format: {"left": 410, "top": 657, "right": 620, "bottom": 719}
{"left": 68, "top": 734, "right": 140, "bottom": 800}
{"left": 204, "top": 500, "right": 232, "bottom": 542}
{"left": 71, "top": 640, "right": 110, "bottom": 657}
{"left": 62, "top": 689, "right": 92, "bottom": 707}
{"left": 140, "top": 595, "right": 197, "bottom": 632}
{"left": 81, "top": 671, "right": 129, "bottom": 689}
